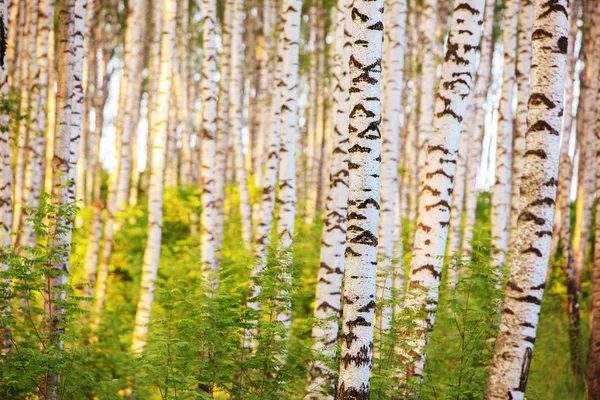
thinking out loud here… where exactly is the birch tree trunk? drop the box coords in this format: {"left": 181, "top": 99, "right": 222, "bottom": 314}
{"left": 199, "top": 0, "right": 218, "bottom": 278}
{"left": 461, "top": 0, "right": 495, "bottom": 256}
{"left": 572, "top": 2, "right": 600, "bottom": 288}
{"left": 335, "top": 0, "right": 384, "bottom": 395}
{"left": 0, "top": 0, "right": 11, "bottom": 355}
{"left": 115, "top": 0, "right": 146, "bottom": 210}
{"left": 508, "top": 0, "right": 534, "bottom": 251}
{"left": 214, "top": 0, "right": 235, "bottom": 267}
{"left": 228, "top": 0, "right": 253, "bottom": 247}
{"left": 415, "top": 0, "right": 438, "bottom": 199}
{"left": 304, "top": 4, "right": 319, "bottom": 223}
{"left": 400, "top": 0, "right": 485, "bottom": 383}
{"left": 176, "top": 0, "right": 192, "bottom": 186}
{"left": 81, "top": 200, "right": 104, "bottom": 299}
{"left": 486, "top": 1, "right": 569, "bottom": 397}
{"left": 305, "top": 0, "right": 351, "bottom": 393}
{"left": 131, "top": 0, "right": 175, "bottom": 353}
{"left": 491, "top": 0, "right": 519, "bottom": 270}
{"left": 273, "top": 0, "right": 301, "bottom": 332}
{"left": 376, "top": 0, "right": 407, "bottom": 334}
{"left": 43, "top": 0, "right": 86, "bottom": 395}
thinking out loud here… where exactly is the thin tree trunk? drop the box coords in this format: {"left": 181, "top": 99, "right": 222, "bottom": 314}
{"left": 508, "top": 0, "right": 534, "bottom": 252}
{"left": 400, "top": 0, "right": 485, "bottom": 384}
{"left": 491, "top": 0, "right": 519, "bottom": 270}
{"left": 461, "top": 0, "right": 495, "bottom": 256}
{"left": 214, "top": 0, "right": 235, "bottom": 268}
{"left": 304, "top": 3, "right": 319, "bottom": 223}
{"left": 273, "top": 0, "right": 301, "bottom": 335}
{"left": 0, "top": 0, "right": 12, "bottom": 355}
{"left": 80, "top": 200, "right": 104, "bottom": 299}
{"left": 131, "top": 0, "right": 175, "bottom": 353}
{"left": 176, "top": 0, "right": 192, "bottom": 186}
{"left": 335, "top": 0, "right": 384, "bottom": 395}
{"left": 486, "top": 1, "right": 569, "bottom": 397}
{"left": 229, "top": 0, "right": 253, "bottom": 247}
{"left": 199, "top": 0, "right": 218, "bottom": 279}
{"left": 42, "top": 0, "right": 86, "bottom": 396}
{"left": 305, "top": 0, "right": 351, "bottom": 393}
{"left": 376, "top": 0, "right": 407, "bottom": 334}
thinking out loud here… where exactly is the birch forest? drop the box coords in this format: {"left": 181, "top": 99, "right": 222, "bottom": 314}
{"left": 3, "top": 0, "right": 600, "bottom": 398}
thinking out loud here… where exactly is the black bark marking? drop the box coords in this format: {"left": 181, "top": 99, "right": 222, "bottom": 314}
{"left": 425, "top": 200, "right": 450, "bottom": 211}
{"left": 345, "top": 247, "right": 361, "bottom": 257}
{"left": 543, "top": 177, "right": 558, "bottom": 187}
{"left": 454, "top": 2, "right": 481, "bottom": 15}
{"left": 529, "top": 93, "right": 556, "bottom": 109}
{"left": 317, "top": 302, "right": 340, "bottom": 313}
{"left": 413, "top": 264, "right": 442, "bottom": 279}
{"left": 535, "top": 230, "right": 553, "bottom": 238}
{"left": 350, "top": 231, "right": 378, "bottom": 247}
{"left": 337, "top": 382, "right": 370, "bottom": 400}
{"left": 417, "top": 223, "right": 432, "bottom": 233}
{"left": 350, "top": 104, "right": 376, "bottom": 118}
{"left": 428, "top": 145, "right": 451, "bottom": 155}
{"left": 521, "top": 246, "right": 543, "bottom": 257}
{"left": 357, "top": 300, "right": 376, "bottom": 312}
{"left": 539, "top": 0, "right": 568, "bottom": 19}
{"left": 357, "top": 121, "right": 382, "bottom": 139}
{"left": 517, "top": 347, "right": 533, "bottom": 392}
{"left": 528, "top": 197, "right": 555, "bottom": 207}
{"left": 426, "top": 168, "right": 454, "bottom": 182}
{"left": 357, "top": 198, "right": 380, "bottom": 209}
{"left": 0, "top": 18, "right": 6, "bottom": 68}
{"left": 347, "top": 225, "right": 365, "bottom": 232}
{"left": 444, "top": 41, "right": 469, "bottom": 66}
{"left": 368, "top": 21, "right": 383, "bottom": 31}
{"left": 518, "top": 211, "right": 546, "bottom": 225}
{"left": 558, "top": 36, "right": 568, "bottom": 54}
{"left": 420, "top": 185, "right": 441, "bottom": 196}
{"left": 349, "top": 144, "right": 372, "bottom": 153}
{"left": 524, "top": 149, "right": 547, "bottom": 159}
{"left": 527, "top": 120, "right": 559, "bottom": 135}
{"left": 436, "top": 94, "right": 463, "bottom": 121}
{"left": 506, "top": 280, "right": 524, "bottom": 293}
{"left": 347, "top": 212, "right": 367, "bottom": 220}
{"left": 512, "top": 295, "right": 542, "bottom": 305}
{"left": 530, "top": 282, "right": 546, "bottom": 290}
{"left": 351, "top": 8, "right": 369, "bottom": 22}
{"left": 532, "top": 29, "right": 553, "bottom": 41}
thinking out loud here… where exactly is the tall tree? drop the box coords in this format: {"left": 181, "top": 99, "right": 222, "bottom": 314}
{"left": 131, "top": 0, "right": 176, "bottom": 352}
{"left": 305, "top": 0, "right": 351, "bottom": 393}
{"left": 400, "top": 0, "right": 485, "bottom": 382}
{"left": 486, "top": 0, "right": 569, "bottom": 397}
{"left": 376, "top": 0, "right": 407, "bottom": 332}
{"left": 491, "top": 0, "right": 519, "bottom": 270}
{"left": 461, "top": 0, "right": 495, "bottom": 257}
{"left": 43, "top": 0, "right": 86, "bottom": 396}
{"left": 335, "top": 0, "right": 384, "bottom": 396}
{"left": 199, "top": 0, "right": 219, "bottom": 278}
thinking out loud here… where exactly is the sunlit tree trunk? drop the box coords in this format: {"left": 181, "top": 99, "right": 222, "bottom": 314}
{"left": 376, "top": 0, "right": 407, "bottom": 334}
{"left": 43, "top": 0, "right": 86, "bottom": 396}
{"left": 572, "top": 2, "right": 600, "bottom": 288}
{"left": 491, "top": 0, "right": 519, "bottom": 270}
{"left": 229, "top": 0, "right": 253, "bottom": 247}
{"left": 176, "top": 0, "right": 192, "bottom": 185}
{"left": 508, "top": 0, "right": 534, "bottom": 252}
{"left": 486, "top": 1, "right": 569, "bottom": 397}
{"left": 400, "top": 0, "right": 485, "bottom": 383}
{"left": 415, "top": 0, "right": 438, "bottom": 204}
{"left": 214, "top": 0, "right": 234, "bottom": 268}
{"left": 273, "top": 0, "right": 301, "bottom": 333}
{"left": 335, "top": 0, "right": 384, "bottom": 395}
{"left": 304, "top": 3, "right": 319, "bottom": 223}
{"left": 131, "top": 0, "right": 175, "bottom": 353}
{"left": 115, "top": 0, "right": 146, "bottom": 210}
{"left": 0, "top": 0, "right": 11, "bottom": 355}
{"left": 461, "top": 0, "right": 495, "bottom": 256}
{"left": 81, "top": 200, "right": 104, "bottom": 299}
{"left": 199, "top": 0, "right": 218, "bottom": 277}
{"left": 305, "top": 0, "right": 350, "bottom": 393}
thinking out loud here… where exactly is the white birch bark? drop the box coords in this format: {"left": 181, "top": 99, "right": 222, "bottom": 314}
{"left": 376, "top": 0, "right": 406, "bottom": 333}
{"left": 115, "top": 0, "right": 146, "bottom": 210}
{"left": 304, "top": 4, "right": 319, "bottom": 223}
{"left": 461, "top": 0, "right": 495, "bottom": 256}
{"left": 400, "top": 0, "right": 485, "bottom": 382}
{"left": 491, "top": 0, "right": 519, "bottom": 269}
{"left": 0, "top": 0, "right": 11, "bottom": 355}
{"left": 176, "top": 0, "right": 192, "bottom": 185}
{"left": 415, "top": 0, "right": 438, "bottom": 197}
{"left": 131, "top": 0, "right": 175, "bottom": 353}
{"left": 335, "top": 0, "right": 384, "bottom": 395}
{"left": 273, "top": 0, "right": 301, "bottom": 333}
{"left": 214, "top": 0, "right": 235, "bottom": 267}
{"left": 228, "top": 0, "right": 253, "bottom": 247}
{"left": 199, "top": 0, "right": 218, "bottom": 277}
{"left": 486, "top": 1, "right": 569, "bottom": 397}
{"left": 305, "top": 0, "right": 351, "bottom": 394}
{"left": 43, "top": 0, "right": 85, "bottom": 395}
{"left": 508, "top": 0, "right": 534, "bottom": 251}
{"left": 81, "top": 200, "right": 104, "bottom": 299}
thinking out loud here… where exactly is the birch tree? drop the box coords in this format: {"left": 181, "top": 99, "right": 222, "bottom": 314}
{"left": 491, "top": 0, "right": 519, "bottom": 270}
{"left": 131, "top": 0, "right": 176, "bottom": 353}
{"left": 486, "top": 1, "right": 569, "bottom": 397}
{"left": 305, "top": 0, "right": 351, "bottom": 393}
{"left": 200, "top": 0, "right": 218, "bottom": 276}
{"left": 400, "top": 0, "right": 485, "bottom": 382}
{"left": 335, "top": 0, "right": 384, "bottom": 395}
